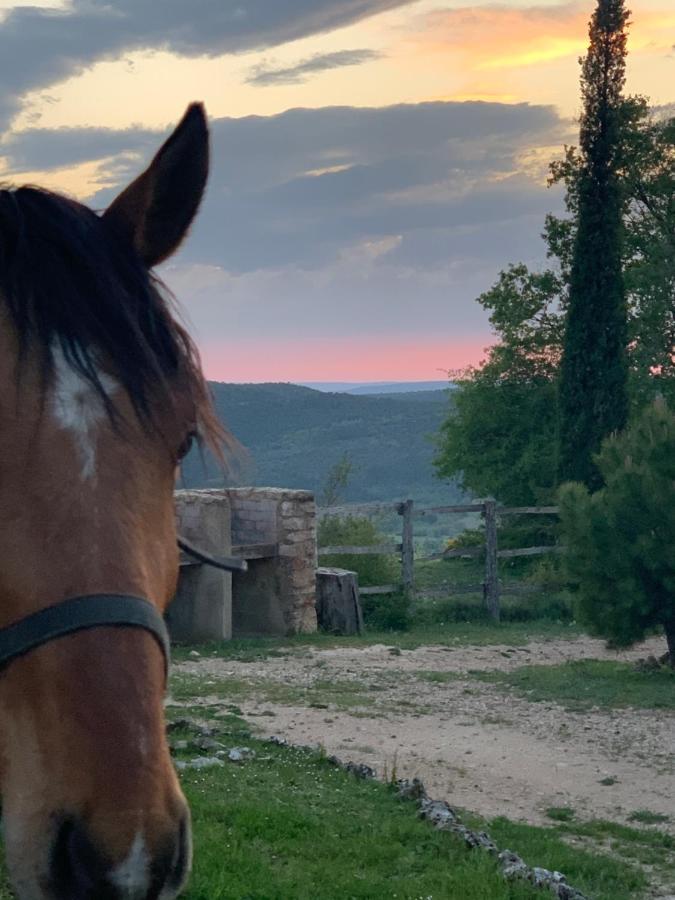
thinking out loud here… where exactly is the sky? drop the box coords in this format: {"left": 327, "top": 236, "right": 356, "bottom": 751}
{"left": 0, "top": 0, "right": 673, "bottom": 382}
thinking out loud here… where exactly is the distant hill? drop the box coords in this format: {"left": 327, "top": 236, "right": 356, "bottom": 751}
{"left": 180, "top": 381, "right": 462, "bottom": 505}
{"left": 300, "top": 380, "right": 452, "bottom": 395}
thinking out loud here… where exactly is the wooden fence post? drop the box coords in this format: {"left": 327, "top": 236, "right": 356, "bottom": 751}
{"left": 400, "top": 499, "right": 415, "bottom": 595}
{"left": 483, "top": 499, "right": 500, "bottom": 621}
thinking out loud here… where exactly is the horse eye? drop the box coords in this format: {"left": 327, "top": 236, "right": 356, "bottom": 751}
{"left": 176, "top": 430, "right": 197, "bottom": 462}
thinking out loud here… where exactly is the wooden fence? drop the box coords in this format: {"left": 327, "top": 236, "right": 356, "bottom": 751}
{"left": 317, "top": 500, "right": 560, "bottom": 621}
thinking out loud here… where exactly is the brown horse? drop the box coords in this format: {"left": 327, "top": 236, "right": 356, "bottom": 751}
{"left": 0, "top": 105, "right": 227, "bottom": 899}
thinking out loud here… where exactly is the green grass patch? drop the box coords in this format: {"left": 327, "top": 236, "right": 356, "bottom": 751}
{"left": 474, "top": 660, "right": 675, "bottom": 711}
{"left": 487, "top": 817, "right": 650, "bottom": 900}
{"left": 170, "top": 672, "right": 375, "bottom": 712}
{"left": 628, "top": 809, "right": 671, "bottom": 825}
{"left": 545, "top": 806, "right": 577, "bottom": 822}
{"left": 554, "top": 818, "right": 675, "bottom": 885}
{"left": 172, "top": 620, "right": 582, "bottom": 664}
{"left": 181, "top": 748, "right": 543, "bottom": 900}
{"left": 415, "top": 670, "right": 461, "bottom": 684}
{"left": 412, "top": 558, "right": 573, "bottom": 625}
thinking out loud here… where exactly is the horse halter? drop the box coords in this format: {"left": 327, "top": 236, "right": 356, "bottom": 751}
{"left": 0, "top": 537, "right": 247, "bottom": 677}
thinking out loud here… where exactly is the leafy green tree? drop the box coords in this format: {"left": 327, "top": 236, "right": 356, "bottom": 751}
{"left": 558, "top": 0, "right": 630, "bottom": 488}
{"left": 550, "top": 100, "right": 675, "bottom": 406}
{"left": 435, "top": 365, "right": 558, "bottom": 506}
{"left": 559, "top": 399, "right": 675, "bottom": 666}
{"left": 319, "top": 452, "right": 355, "bottom": 507}
{"left": 434, "top": 252, "right": 566, "bottom": 504}
{"left": 435, "top": 94, "right": 674, "bottom": 505}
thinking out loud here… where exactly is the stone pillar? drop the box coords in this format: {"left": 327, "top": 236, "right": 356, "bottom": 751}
{"left": 226, "top": 488, "right": 318, "bottom": 637}
{"left": 167, "top": 490, "right": 232, "bottom": 642}
{"left": 277, "top": 492, "right": 318, "bottom": 634}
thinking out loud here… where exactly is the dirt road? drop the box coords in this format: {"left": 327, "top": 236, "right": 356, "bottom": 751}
{"left": 175, "top": 635, "right": 674, "bottom": 830}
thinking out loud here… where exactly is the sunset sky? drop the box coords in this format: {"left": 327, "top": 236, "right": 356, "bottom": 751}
{"left": 1, "top": 0, "right": 673, "bottom": 382}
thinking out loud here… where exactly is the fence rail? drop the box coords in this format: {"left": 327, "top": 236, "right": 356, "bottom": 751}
{"left": 319, "top": 543, "right": 402, "bottom": 556}
{"left": 318, "top": 499, "right": 560, "bottom": 621}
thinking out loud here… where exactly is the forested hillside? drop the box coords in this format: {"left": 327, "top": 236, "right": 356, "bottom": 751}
{"left": 180, "top": 382, "right": 462, "bottom": 505}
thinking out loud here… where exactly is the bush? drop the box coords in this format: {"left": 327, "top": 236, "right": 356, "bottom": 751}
{"left": 411, "top": 592, "right": 572, "bottom": 627}
{"left": 318, "top": 514, "right": 409, "bottom": 630}
{"left": 559, "top": 399, "right": 675, "bottom": 665}
{"left": 318, "top": 515, "right": 400, "bottom": 588}
{"left": 361, "top": 591, "right": 411, "bottom": 631}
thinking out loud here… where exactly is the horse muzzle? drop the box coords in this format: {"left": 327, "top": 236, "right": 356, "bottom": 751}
{"left": 44, "top": 812, "right": 191, "bottom": 900}
{"left": 3, "top": 800, "right": 191, "bottom": 900}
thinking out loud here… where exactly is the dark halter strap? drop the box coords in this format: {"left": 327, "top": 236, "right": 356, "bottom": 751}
{"left": 177, "top": 535, "right": 248, "bottom": 573}
{"left": 0, "top": 595, "right": 170, "bottom": 677}
{"left": 0, "top": 537, "right": 246, "bottom": 677}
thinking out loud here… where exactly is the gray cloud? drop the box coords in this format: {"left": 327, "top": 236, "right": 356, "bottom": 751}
{"left": 0, "top": 0, "right": 413, "bottom": 129}
{"left": 5, "top": 100, "right": 567, "bottom": 271}
{"left": 1, "top": 126, "right": 158, "bottom": 172}
{"left": 4, "top": 100, "right": 570, "bottom": 349}
{"left": 246, "top": 49, "right": 382, "bottom": 86}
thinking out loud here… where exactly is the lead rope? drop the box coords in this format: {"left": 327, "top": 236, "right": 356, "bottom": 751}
{"left": 177, "top": 536, "right": 248, "bottom": 573}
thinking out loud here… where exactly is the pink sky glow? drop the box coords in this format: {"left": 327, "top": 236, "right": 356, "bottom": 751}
{"left": 200, "top": 336, "right": 490, "bottom": 383}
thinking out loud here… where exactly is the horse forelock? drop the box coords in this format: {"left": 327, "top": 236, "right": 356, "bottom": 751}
{"left": 0, "top": 185, "right": 225, "bottom": 459}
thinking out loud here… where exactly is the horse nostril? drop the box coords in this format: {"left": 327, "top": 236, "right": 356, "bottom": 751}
{"left": 50, "top": 817, "right": 115, "bottom": 899}
{"left": 158, "top": 813, "right": 191, "bottom": 897}
{"left": 49, "top": 814, "right": 190, "bottom": 900}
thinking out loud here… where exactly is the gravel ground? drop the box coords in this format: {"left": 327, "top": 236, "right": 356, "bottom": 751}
{"left": 175, "top": 635, "right": 674, "bottom": 834}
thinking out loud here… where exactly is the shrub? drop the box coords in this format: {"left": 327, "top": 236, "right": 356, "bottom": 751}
{"left": 318, "top": 515, "right": 400, "bottom": 588}
{"left": 559, "top": 399, "right": 675, "bottom": 665}
{"left": 360, "top": 591, "right": 411, "bottom": 631}
{"left": 318, "top": 515, "right": 409, "bottom": 630}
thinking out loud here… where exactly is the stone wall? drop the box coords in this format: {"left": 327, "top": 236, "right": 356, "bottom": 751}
{"left": 169, "top": 487, "right": 317, "bottom": 641}
{"left": 228, "top": 488, "right": 318, "bottom": 636}
{"left": 170, "top": 490, "right": 232, "bottom": 642}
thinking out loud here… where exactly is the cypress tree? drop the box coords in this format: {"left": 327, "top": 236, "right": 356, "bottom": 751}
{"left": 558, "top": 0, "right": 630, "bottom": 488}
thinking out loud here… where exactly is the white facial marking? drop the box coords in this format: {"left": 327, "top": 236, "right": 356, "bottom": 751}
{"left": 50, "top": 345, "right": 117, "bottom": 480}
{"left": 109, "top": 831, "right": 150, "bottom": 898}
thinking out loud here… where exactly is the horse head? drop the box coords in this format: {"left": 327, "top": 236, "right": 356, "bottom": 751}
{"left": 0, "top": 104, "right": 225, "bottom": 899}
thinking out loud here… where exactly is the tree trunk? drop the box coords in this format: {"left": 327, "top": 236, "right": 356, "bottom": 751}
{"left": 664, "top": 620, "right": 675, "bottom": 668}
{"left": 315, "top": 568, "right": 363, "bottom": 635}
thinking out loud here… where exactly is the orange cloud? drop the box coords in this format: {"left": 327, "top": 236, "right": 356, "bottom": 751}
{"left": 407, "top": 2, "right": 675, "bottom": 71}
{"left": 417, "top": 4, "right": 587, "bottom": 68}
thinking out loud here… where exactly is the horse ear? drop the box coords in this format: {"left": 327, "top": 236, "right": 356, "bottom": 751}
{"left": 103, "top": 103, "right": 209, "bottom": 267}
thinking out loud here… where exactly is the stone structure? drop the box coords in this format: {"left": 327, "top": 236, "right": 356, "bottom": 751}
{"left": 228, "top": 487, "right": 318, "bottom": 637}
{"left": 168, "top": 487, "right": 318, "bottom": 641}
{"left": 168, "top": 490, "right": 232, "bottom": 642}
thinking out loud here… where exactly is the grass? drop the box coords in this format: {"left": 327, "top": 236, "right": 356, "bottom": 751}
{"left": 181, "top": 744, "right": 541, "bottom": 899}
{"left": 473, "top": 659, "right": 675, "bottom": 711}
{"left": 628, "top": 809, "right": 671, "bottom": 825}
{"left": 171, "top": 706, "right": 654, "bottom": 900}
{"left": 170, "top": 673, "right": 375, "bottom": 712}
{"left": 553, "top": 818, "right": 675, "bottom": 887}
{"left": 415, "top": 670, "right": 460, "bottom": 684}
{"left": 165, "top": 656, "right": 672, "bottom": 900}
{"left": 456, "top": 809, "right": 675, "bottom": 898}
{"left": 546, "top": 806, "right": 577, "bottom": 822}
{"left": 172, "top": 619, "right": 582, "bottom": 664}
{"left": 0, "top": 729, "right": 549, "bottom": 900}
{"left": 411, "top": 557, "right": 573, "bottom": 626}
{"left": 486, "top": 817, "right": 652, "bottom": 900}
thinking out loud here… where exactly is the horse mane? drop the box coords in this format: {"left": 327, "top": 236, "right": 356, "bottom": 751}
{"left": 0, "top": 185, "right": 227, "bottom": 459}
